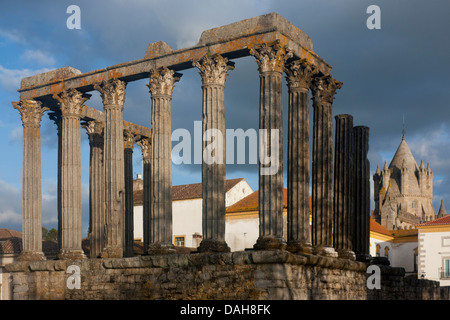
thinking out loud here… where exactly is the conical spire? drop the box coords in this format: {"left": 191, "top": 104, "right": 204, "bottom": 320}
{"left": 375, "top": 164, "right": 380, "bottom": 175}
{"left": 420, "top": 160, "right": 425, "bottom": 170}
{"left": 389, "top": 137, "right": 418, "bottom": 171}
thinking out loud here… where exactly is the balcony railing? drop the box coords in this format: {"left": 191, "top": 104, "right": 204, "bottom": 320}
{"left": 438, "top": 268, "right": 450, "bottom": 279}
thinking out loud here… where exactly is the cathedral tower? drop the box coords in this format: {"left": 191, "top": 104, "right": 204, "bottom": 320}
{"left": 373, "top": 136, "right": 437, "bottom": 230}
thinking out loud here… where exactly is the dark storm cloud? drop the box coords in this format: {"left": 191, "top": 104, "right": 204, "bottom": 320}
{"left": 1, "top": 0, "right": 449, "bottom": 215}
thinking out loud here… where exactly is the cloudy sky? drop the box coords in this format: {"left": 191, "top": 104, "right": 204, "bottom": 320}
{"left": 0, "top": 0, "right": 449, "bottom": 236}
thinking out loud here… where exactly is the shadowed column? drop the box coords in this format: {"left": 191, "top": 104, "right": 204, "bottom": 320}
{"left": 284, "top": 59, "right": 316, "bottom": 254}
{"left": 13, "top": 100, "right": 48, "bottom": 261}
{"left": 353, "top": 126, "right": 371, "bottom": 262}
{"left": 333, "top": 114, "right": 355, "bottom": 260}
{"left": 137, "top": 138, "right": 151, "bottom": 254}
{"left": 95, "top": 79, "right": 127, "bottom": 258}
{"left": 146, "top": 67, "right": 181, "bottom": 254}
{"left": 83, "top": 120, "right": 105, "bottom": 259}
{"left": 250, "top": 41, "right": 292, "bottom": 250}
{"left": 311, "top": 75, "right": 342, "bottom": 257}
{"left": 48, "top": 112, "right": 62, "bottom": 252}
{"left": 194, "top": 54, "right": 234, "bottom": 253}
{"left": 123, "top": 129, "right": 136, "bottom": 257}
{"left": 53, "top": 89, "right": 90, "bottom": 260}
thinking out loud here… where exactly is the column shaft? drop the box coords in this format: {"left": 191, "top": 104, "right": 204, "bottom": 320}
{"left": 54, "top": 89, "right": 89, "bottom": 260}
{"left": 14, "top": 100, "right": 48, "bottom": 261}
{"left": 147, "top": 67, "right": 180, "bottom": 254}
{"left": 353, "top": 126, "right": 371, "bottom": 261}
{"left": 311, "top": 76, "right": 342, "bottom": 257}
{"left": 124, "top": 131, "right": 135, "bottom": 257}
{"left": 95, "top": 79, "right": 127, "bottom": 258}
{"left": 285, "top": 60, "right": 315, "bottom": 253}
{"left": 138, "top": 139, "right": 151, "bottom": 253}
{"left": 194, "top": 54, "right": 233, "bottom": 253}
{"left": 250, "top": 42, "right": 292, "bottom": 250}
{"left": 333, "top": 114, "right": 355, "bottom": 260}
{"left": 84, "top": 120, "right": 105, "bottom": 258}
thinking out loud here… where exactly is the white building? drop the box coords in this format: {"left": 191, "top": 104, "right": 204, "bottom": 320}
{"left": 133, "top": 177, "right": 253, "bottom": 248}
{"left": 225, "top": 189, "right": 287, "bottom": 251}
{"left": 369, "top": 219, "right": 418, "bottom": 274}
{"left": 416, "top": 215, "right": 450, "bottom": 286}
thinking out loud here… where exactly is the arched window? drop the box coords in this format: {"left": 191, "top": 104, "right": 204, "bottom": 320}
{"left": 384, "top": 246, "right": 390, "bottom": 259}
{"left": 376, "top": 244, "right": 381, "bottom": 257}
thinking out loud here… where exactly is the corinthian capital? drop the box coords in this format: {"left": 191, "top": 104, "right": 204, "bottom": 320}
{"left": 123, "top": 129, "right": 138, "bottom": 150}
{"left": 137, "top": 138, "right": 151, "bottom": 162}
{"left": 82, "top": 120, "right": 104, "bottom": 147}
{"left": 147, "top": 67, "right": 182, "bottom": 97}
{"left": 94, "top": 78, "right": 127, "bottom": 107}
{"left": 250, "top": 41, "right": 293, "bottom": 73}
{"left": 53, "top": 88, "right": 90, "bottom": 117}
{"left": 284, "top": 59, "right": 318, "bottom": 90}
{"left": 311, "top": 75, "right": 343, "bottom": 104}
{"left": 13, "top": 100, "right": 49, "bottom": 128}
{"left": 193, "top": 54, "right": 235, "bottom": 86}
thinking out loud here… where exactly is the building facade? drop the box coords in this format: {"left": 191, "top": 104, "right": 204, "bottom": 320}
{"left": 417, "top": 215, "right": 450, "bottom": 286}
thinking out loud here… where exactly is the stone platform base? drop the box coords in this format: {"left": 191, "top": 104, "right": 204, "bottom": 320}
{"left": 5, "top": 250, "right": 450, "bottom": 300}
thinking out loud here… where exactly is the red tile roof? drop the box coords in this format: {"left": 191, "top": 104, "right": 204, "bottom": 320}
{"left": 417, "top": 214, "right": 450, "bottom": 227}
{"left": 226, "top": 189, "right": 290, "bottom": 213}
{"left": 133, "top": 178, "right": 245, "bottom": 205}
{"left": 370, "top": 219, "right": 392, "bottom": 236}
{"left": 0, "top": 229, "right": 59, "bottom": 256}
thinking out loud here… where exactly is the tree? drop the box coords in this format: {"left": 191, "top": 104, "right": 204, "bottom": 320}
{"left": 42, "top": 227, "right": 58, "bottom": 241}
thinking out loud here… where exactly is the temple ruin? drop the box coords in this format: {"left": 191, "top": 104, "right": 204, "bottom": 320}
{"left": 6, "top": 13, "right": 448, "bottom": 300}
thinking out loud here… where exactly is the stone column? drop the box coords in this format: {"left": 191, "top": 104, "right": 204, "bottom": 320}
{"left": 333, "top": 114, "right": 355, "bottom": 260}
{"left": 83, "top": 120, "right": 105, "bottom": 259}
{"left": 13, "top": 100, "right": 48, "bottom": 261}
{"left": 353, "top": 126, "right": 371, "bottom": 262}
{"left": 137, "top": 138, "right": 151, "bottom": 254}
{"left": 193, "top": 54, "right": 234, "bottom": 253}
{"left": 250, "top": 42, "right": 292, "bottom": 250}
{"left": 48, "top": 112, "right": 62, "bottom": 251}
{"left": 146, "top": 67, "right": 180, "bottom": 254}
{"left": 123, "top": 129, "right": 136, "bottom": 257}
{"left": 311, "top": 75, "right": 342, "bottom": 257}
{"left": 95, "top": 79, "right": 127, "bottom": 258}
{"left": 284, "top": 59, "right": 316, "bottom": 254}
{"left": 53, "top": 89, "right": 90, "bottom": 260}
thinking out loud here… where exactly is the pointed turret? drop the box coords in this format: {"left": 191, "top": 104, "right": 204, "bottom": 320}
{"left": 418, "top": 160, "right": 427, "bottom": 194}
{"left": 381, "top": 160, "right": 390, "bottom": 191}
{"left": 438, "top": 200, "right": 447, "bottom": 218}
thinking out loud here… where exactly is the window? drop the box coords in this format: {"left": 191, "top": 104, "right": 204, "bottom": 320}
{"left": 174, "top": 236, "right": 185, "bottom": 247}
{"left": 384, "top": 246, "right": 390, "bottom": 259}
{"left": 442, "top": 237, "right": 450, "bottom": 247}
{"left": 443, "top": 259, "right": 450, "bottom": 278}
{"left": 413, "top": 247, "right": 418, "bottom": 273}
{"left": 376, "top": 244, "right": 381, "bottom": 257}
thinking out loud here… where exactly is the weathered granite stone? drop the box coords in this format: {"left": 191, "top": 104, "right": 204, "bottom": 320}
{"left": 144, "top": 41, "right": 174, "bottom": 59}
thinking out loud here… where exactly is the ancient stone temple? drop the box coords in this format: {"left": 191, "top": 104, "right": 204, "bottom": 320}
{"left": 373, "top": 136, "right": 438, "bottom": 230}
{"left": 7, "top": 13, "right": 446, "bottom": 301}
